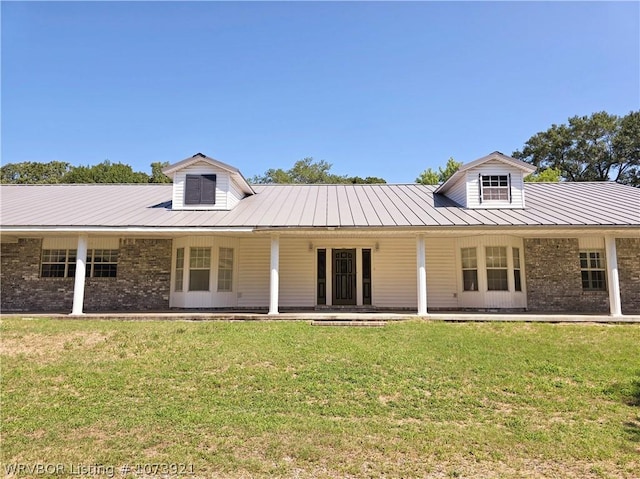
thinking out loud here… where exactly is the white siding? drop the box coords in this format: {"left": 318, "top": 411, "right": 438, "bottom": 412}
{"left": 446, "top": 179, "right": 468, "bottom": 207}
{"left": 372, "top": 237, "right": 417, "bottom": 308}
{"left": 578, "top": 237, "right": 605, "bottom": 249}
{"left": 228, "top": 178, "right": 246, "bottom": 209}
{"left": 172, "top": 161, "right": 232, "bottom": 210}
{"left": 42, "top": 237, "right": 119, "bottom": 249}
{"left": 279, "top": 238, "right": 316, "bottom": 307}
{"left": 456, "top": 235, "right": 527, "bottom": 309}
{"left": 170, "top": 236, "right": 239, "bottom": 308}
{"left": 466, "top": 160, "right": 526, "bottom": 209}
{"left": 237, "top": 237, "right": 270, "bottom": 307}
{"left": 425, "top": 238, "right": 458, "bottom": 308}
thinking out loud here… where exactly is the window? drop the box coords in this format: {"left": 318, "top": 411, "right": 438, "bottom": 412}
{"left": 41, "top": 249, "right": 118, "bottom": 278}
{"left": 217, "top": 247, "right": 234, "bottom": 292}
{"left": 481, "top": 175, "right": 509, "bottom": 201}
{"left": 185, "top": 174, "right": 216, "bottom": 205}
{"left": 189, "top": 247, "right": 211, "bottom": 291}
{"left": 580, "top": 250, "right": 606, "bottom": 291}
{"left": 175, "top": 248, "right": 184, "bottom": 291}
{"left": 513, "top": 247, "right": 522, "bottom": 292}
{"left": 461, "top": 247, "right": 478, "bottom": 291}
{"left": 486, "top": 246, "right": 508, "bottom": 291}
{"left": 91, "top": 249, "right": 118, "bottom": 277}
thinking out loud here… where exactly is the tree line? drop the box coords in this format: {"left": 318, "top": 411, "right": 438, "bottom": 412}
{"left": 2, "top": 111, "right": 637, "bottom": 186}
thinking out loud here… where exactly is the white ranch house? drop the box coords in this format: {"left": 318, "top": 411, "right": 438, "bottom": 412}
{"left": 1, "top": 152, "right": 639, "bottom": 316}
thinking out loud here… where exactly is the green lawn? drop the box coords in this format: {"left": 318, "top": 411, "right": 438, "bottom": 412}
{"left": 1, "top": 318, "right": 639, "bottom": 478}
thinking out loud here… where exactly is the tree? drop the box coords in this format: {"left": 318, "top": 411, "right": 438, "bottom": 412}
{"left": 250, "top": 157, "right": 386, "bottom": 184}
{"left": 150, "top": 161, "right": 172, "bottom": 183}
{"left": 62, "top": 160, "right": 150, "bottom": 183}
{"left": 524, "top": 167, "right": 562, "bottom": 183}
{"left": 513, "top": 111, "right": 640, "bottom": 186}
{"left": 0, "top": 161, "right": 71, "bottom": 184}
{"left": 416, "top": 157, "right": 462, "bottom": 185}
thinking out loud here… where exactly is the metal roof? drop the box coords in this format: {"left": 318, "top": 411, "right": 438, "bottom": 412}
{"left": 1, "top": 182, "right": 638, "bottom": 230}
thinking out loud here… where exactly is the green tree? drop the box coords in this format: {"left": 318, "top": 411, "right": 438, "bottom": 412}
{"left": 250, "top": 157, "right": 385, "bottom": 184}
{"left": 62, "top": 160, "right": 150, "bottom": 183}
{"left": 524, "top": 167, "right": 562, "bottom": 183}
{"left": 0, "top": 161, "right": 71, "bottom": 184}
{"left": 416, "top": 157, "right": 462, "bottom": 185}
{"left": 150, "top": 161, "right": 172, "bottom": 183}
{"left": 513, "top": 111, "right": 640, "bottom": 186}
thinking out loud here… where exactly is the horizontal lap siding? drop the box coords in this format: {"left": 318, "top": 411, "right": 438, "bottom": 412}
{"left": 280, "top": 238, "right": 315, "bottom": 307}
{"left": 425, "top": 238, "right": 458, "bottom": 309}
{"left": 373, "top": 238, "right": 417, "bottom": 308}
{"left": 237, "top": 237, "right": 270, "bottom": 307}
{"left": 466, "top": 162, "right": 525, "bottom": 209}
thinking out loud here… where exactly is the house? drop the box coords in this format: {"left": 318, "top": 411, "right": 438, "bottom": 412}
{"left": 1, "top": 151, "right": 638, "bottom": 316}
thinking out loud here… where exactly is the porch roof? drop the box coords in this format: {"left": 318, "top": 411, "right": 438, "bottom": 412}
{"left": 1, "top": 181, "right": 638, "bottom": 230}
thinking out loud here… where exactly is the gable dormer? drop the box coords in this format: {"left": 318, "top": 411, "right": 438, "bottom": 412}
{"left": 435, "top": 152, "right": 536, "bottom": 209}
{"left": 162, "top": 153, "right": 254, "bottom": 210}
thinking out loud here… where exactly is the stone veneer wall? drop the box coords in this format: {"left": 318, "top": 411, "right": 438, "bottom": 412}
{"left": 1, "top": 238, "right": 172, "bottom": 312}
{"left": 524, "top": 238, "right": 609, "bottom": 313}
{"left": 617, "top": 237, "right": 640, "bottom": 315}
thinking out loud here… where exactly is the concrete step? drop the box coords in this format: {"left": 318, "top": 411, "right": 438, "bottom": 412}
{"left": 310, "top": 320, "right": 387, "bottom": 327}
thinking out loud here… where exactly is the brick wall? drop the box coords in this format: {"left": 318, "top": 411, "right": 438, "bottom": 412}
{"left": 524, "top": 238, "right": 609, "bottom": 313}
{"left": 1, "top": 238, "right": 172, "bottom": 312}
{"left": 617, "top": 237, "right": 640, "bottom": 315}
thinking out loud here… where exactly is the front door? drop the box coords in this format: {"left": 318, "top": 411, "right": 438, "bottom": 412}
{"left": 332, "top": 249, "right": 356, "bottom": 305}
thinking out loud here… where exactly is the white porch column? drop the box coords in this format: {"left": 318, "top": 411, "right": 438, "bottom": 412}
{"left": 605, "top": 235, "right": 622, "bottom": 317}
{"left": 268, "top": 234, "right": 280, "bottom": 315}
{"left": 70, "top": 234, "right": 88, "bottom": 316}
{"left": 416, "top": 234, "right": 428, "bottom": 316}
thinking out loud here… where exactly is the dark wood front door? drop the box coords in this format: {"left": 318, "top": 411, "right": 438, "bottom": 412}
{"left": 333, "top": 249, "right": 356, "bottom": 305}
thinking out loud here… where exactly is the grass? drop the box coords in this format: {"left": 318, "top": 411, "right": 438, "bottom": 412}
{"left": 1, "top": 317, "right": 639, "bottom": 478}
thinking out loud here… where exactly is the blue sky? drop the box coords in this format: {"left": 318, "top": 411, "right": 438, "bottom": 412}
{"left": 2, "top": 1, "right": 638, "bottom": 183}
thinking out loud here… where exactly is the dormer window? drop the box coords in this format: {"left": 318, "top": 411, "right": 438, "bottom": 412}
{"left": 480, "top": 175, "right": 510, "bottom": 202}
{"left": 185, "top": 174, "right": 216, "bottom": 205}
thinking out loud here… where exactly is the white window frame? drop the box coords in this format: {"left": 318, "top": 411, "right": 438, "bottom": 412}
{"left": 41, "top": 248, "right": 118, "bottom": 278}
{"left": 217, "top": 247, "right": 234, "bottom": 292}
{"left": 481, "top": 175, "right": 509, "bottom": 202}
{"left": 580, "top": 250, "right": 607, "bottom": 291}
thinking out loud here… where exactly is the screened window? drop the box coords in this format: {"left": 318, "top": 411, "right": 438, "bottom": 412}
{"left": 41, "top": 249, "right": 117, "bottom": 278}
{"left": 185, "top": 174, "right": 216, "bottom": 205}
{"left": 217, "top": 247, "right": 234, "bottom": 292}
{"left": 189, "top": 247, "right": 211, "bottom": 291}
{"left": 461, "top": 247, "right": 478, "bottom": 291}
{"left": 513, "top": 247, "right": 522, "bottom": 292}
{"left": 481, "top": 175, "right": 509, "bottom": 201}
{"left": 175, "top": 248, "right": 185, "bottom": 292}
{"left": 580, "top": 250, "right": 606, "bottom": 291}
{"left": 486, "top": 246, "right": 508, "bottom": 291}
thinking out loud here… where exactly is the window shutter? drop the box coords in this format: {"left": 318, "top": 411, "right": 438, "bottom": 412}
{"left": 185, "top": 175, "right": 202, "bottom": 205}
{"left": 478, "top": 174, "right": 483, "bottom": 204}
{"left": 201, "top": 175, "right": 217, "bottom": 204}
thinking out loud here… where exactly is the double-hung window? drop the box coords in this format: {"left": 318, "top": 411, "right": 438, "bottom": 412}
{"left": 580, "top": 250, "right": 606, "bottom": 291}
{"left": 41, "top": 249, "right": 118, "bottom": 278}
{"left": 461, "top": 247, "right": 479, "bottom": 291}
{"left": 189, "top": 247, "right": 211, "bottom": 291}
{"left": 481, "top": 175, "right": 509, "bottom": 201}
{"left": 486, "top": 246, "right": 508, "bottom": 291}
{"left": 217, "top": 247, "right": 234, "bottom": 292}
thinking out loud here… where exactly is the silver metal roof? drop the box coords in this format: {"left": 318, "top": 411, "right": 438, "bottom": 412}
{"left": 1, "top": 182, "right": 638, "bottom": 230}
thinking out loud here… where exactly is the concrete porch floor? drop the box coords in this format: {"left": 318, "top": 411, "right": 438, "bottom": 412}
{"left": 2, "top": 311, "right": 639, "bottom": 323}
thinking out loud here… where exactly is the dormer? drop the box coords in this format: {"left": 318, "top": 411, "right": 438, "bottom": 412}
{"left": 435, "top": 152, "right": 536, "bottom": 209}
{"left": 162, "top": 153, "right": 254, "bottom": 210}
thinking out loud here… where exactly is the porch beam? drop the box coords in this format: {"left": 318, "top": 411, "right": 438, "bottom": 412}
{"left": 70, "top": 234, "right": 88, "bottom": 316}
{"left": 268, "top": 234, "right": 280, "bottom": 315}
{"left": 416, "top": 234, "right": 427, "bottom": 316}
{"left": 605, "top": 235, "right": 622, "bottom": 317}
